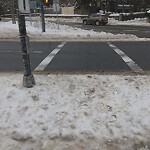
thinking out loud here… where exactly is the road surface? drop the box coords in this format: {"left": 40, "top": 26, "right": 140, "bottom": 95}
{"left": 0, "top": 41, "right": 150, "bottom": 74}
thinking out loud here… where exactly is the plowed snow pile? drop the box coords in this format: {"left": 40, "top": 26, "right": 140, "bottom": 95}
{"left": 0, "top": 21, "right": 138, "bottom": 40}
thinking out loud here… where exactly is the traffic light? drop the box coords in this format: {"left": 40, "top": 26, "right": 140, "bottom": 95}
{"left": 45, "top": 0, "right": 48, "bottom": 3}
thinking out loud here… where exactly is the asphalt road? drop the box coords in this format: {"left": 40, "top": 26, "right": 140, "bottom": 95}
{"left": 0, "top": 41, "right": 150, "bottom": 74}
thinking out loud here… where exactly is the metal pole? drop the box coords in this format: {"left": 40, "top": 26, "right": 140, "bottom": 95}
{"left": 18, "top": 14, "right": 35, "bottom": 88}
{"left": 122, "top": 0, "right": 125, "bottom": 13}
{"left": 11, "top": 0, "right": 16, "bottom": 24}
{"left": 55, "top": 2, "right": 59, "bottom": 29}
{"left": 29, "top": 13, "right": 32, "bottom": 26}
{"left": 40, "top": 0, "right": 45, "bottom": 32}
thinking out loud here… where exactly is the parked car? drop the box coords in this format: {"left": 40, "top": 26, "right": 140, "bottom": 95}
{"left": 83, "top": 13, "right": 108, "bottom": 26}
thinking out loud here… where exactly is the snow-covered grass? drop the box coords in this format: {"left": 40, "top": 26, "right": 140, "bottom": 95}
{"left": 0, "top": 73, "right": 150, "bottom": 150}
{"left": 147, "top": 10, "right": 150, "bottom": 13}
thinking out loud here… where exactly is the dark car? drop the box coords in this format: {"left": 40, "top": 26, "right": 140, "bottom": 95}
{"left": 83, "top": 13, "right": 108, "bottom": 26}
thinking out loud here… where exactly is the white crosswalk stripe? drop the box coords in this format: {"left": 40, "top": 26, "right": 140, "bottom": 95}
{"left": 34, "top": 42, "right": 66, "bottom": 71}
{"left": 107, "top": 42, "right": 144, "bottom": 73}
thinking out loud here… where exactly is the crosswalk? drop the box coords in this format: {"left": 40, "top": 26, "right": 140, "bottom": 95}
{"left": 0, "top": 41, "right": 149, "bottom": 73}
{"left": 34, "top": 42, "right": 145, "bottom": 73}
{"left": 107, "top": 42, "right": 144, "bottom": 73}
{"left": 34, "top": 42, "right": 66, "bottom": 71}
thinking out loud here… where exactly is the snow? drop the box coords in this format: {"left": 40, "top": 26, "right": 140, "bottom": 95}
{"left": 0, "top": 16, "right": 150, "bottom": 41}
{"left": 44, "top": 14, "right": 88, "bottom": 17}
{"left": 0, "top": 18, "right": 146, "bottom": 41}
{"left": 0, "top": 17, "right": 150, "bottom": 149}
{"left": 0, "top": 73, "right": 150, "bottom": 150}
{"left": 109, "top": 13, "right": 120, "bottom": 17}
{"left": 109, "top": 18, "right": 150, "bottom": 26}
{"left": 147, "top": 10, "right": 150, "bottom": 13}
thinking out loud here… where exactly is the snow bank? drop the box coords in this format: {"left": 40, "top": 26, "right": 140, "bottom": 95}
{"left": 109, "top": 18, "right": 150, "bottom": 26}
{"left": 0, "top": 21, "right": 19, "bottom": 39}
{"left": 147, "top": 10, "right": 150, "bottom": 14}
{"left": 0, "top": 20, "right": 138, "bottom": 40}
{"left": 0, "top": 73, "right": 150, "bottom": 150}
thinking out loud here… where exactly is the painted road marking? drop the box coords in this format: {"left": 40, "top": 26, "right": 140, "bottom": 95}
{"left": 0, "top": 51, "right": 43, "bottom": 54}
{"left": 33, "top": 51, "right": 43, "bottom": 54}
{"left": 34, "top": 42, "right": 66, "bottom": 71}
{"left": 107, "top": 42, "right": 144, "bottom": 73}
{"left": 0, "top": 51, "right": 14, "bottom": 53}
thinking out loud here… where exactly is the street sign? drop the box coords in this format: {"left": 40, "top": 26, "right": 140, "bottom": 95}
{"left": 18, "top": 0, "right": 30, "bottom": 14}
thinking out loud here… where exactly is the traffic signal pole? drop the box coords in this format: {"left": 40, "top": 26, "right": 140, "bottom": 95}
{"left": 40, "top": 0, "right": 45, "bottom": 32}
{"left": 17, "top": 0, "right": 35, "bottom": 88}
{"left": 18, "top": 14, "right": 35, "bottom": 88}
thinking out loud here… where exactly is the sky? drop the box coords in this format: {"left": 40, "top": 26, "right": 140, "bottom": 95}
{"left": 0, "top": 17, "right": 150, "bottom": 150}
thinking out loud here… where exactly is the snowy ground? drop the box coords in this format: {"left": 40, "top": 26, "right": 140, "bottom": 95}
{"left": 108, "top": 17, "right": 150, "bottom": 26}
{"left": 0, "top": 17, "right": 150, "bottom": 150}
{"left": 0, "top": 73, "right": 150, "bottom": 150}
{"left": 0, "top": 17, "right": 149, "bottom": 41}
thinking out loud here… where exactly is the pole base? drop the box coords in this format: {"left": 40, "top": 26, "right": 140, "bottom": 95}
{"left": 23, "top": 74, "right": 35, "bottom": 88}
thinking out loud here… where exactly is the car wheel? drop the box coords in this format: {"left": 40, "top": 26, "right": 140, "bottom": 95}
{"left": 95, "top": 20, "right": 100, "bottom": 26}
{"left": 83, "top": 20, "right": 87, "bottom": 25}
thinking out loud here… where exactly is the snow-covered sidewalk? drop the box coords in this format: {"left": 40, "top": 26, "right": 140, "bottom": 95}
{"left": 0, "top": 73, "right": 150, "bottom": 150}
